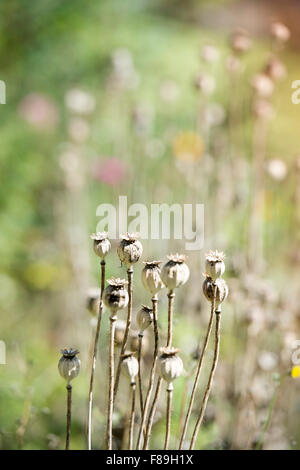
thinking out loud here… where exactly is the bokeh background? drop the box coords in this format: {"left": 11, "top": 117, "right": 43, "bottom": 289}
{"left": 0, "top": 0, "right": 300, "bottom": 450}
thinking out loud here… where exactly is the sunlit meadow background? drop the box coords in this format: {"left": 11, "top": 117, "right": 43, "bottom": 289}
{"left": 0, "top": 0, "right": 300, "bottom": 450}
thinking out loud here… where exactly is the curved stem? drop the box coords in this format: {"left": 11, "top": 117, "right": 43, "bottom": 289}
{"left": 179, "top": 294, "right": 215, "bottom": 449}
{"left": 129, "top": 382, "right": 136, "bottom": 450}
{"left": 114, "top": 266, "right": 133, "bottom": 398}
{"left": 189, "top": 310, "right": 221, "bottom": 450}
{"left": 137, "top": 334, "right": 144, "bottom": 417}
{"left": 136, "top": 295, "right": 159, "bottom": 449}
{"left": 164, "top": 387, "right": 173, "bottom": 450}
{"left": 143, "top": 377, "right": 162, "bottom": 449}
{"left": 65, "top": 384, "right": 72, "bottom": 450}
{"left": 106, "top": 313, "right": 117, "bottom": 450}
{"left": 87, "top": 260, "right": 105, "bottom": 450}
{"left": 167, "top": 290, "right": 175, "bottom": 348}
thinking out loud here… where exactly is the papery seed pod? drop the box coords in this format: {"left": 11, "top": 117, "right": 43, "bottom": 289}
{"left": 205, "top": 250, "right": 225, "bottom": 281}
{"left": 86, "top": 287, "right": 100, "bottom": 316}
{"left": 271, "top": 22, "right": 290, "bottom": 43}
{"left": 229, "top": 29, "right": 252, "bottom": 54}
{"left": 136, "top": 305, "right": 153, "bottom": 333}
{"left": 58, "top": 348, "right": 81, "bottom": 384}
{"left": 114, "top": 319, "right": 127, "bottom": 346}
{"left": 91, "top": 232, "right": 111, "bottom": 259}
{"left": 142, "top": 261, "right": 165, "bottom": 295}
{"left": 202, "top": 277, "right": 229, "bottom": 313}
{"left": 117, "top": 232, "right": 143, "bottom": 267}
{"left": 130, "top": 331, "right": 150, "bottom": 355}
{"left": 103, "top": 277, "right": 129, "bottom": 313}
{"left": 158, "top": 347, "right": 183, "bottom": 390}
{"left": 161, "top": 254, "right": 190, "bottom": 290}
{"left": 251, "top": 73, "right": 274, "bottom": 98}
{"left": 121, "top": 352, "right": 139, "bottom": 384}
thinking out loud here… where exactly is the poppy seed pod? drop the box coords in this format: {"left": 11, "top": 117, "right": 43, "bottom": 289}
{"left": 158, "top": 347, "right": 183, "bottom": 391}
{"left": 91, "top": 232, "right": 111, "bottom": 259}
{"left": 114, "top": 319, "right": 126, "bottom": 346}
{"left": 271, "top": 22, "right": 290, "bottom": 43}
{"left": 121, "top": 352, "right": 139, "bottom": 384}
{"left": 130, "top": 331, "right": 150, "bottom": 355}
{"left": 205, "top": 250, "right": 226, "bottom": 281}
{"left": 229, "top": 28, "right": 252, "bottom": 54}
{"left": 86, "top": 287, "right": 100, "bottom": 316}
{"left": 58, "top": 348, "right": 81, "bottom": 384}
{"left": 117, "top": 232, "right": 143, "bottom": 267}
{"left": 142, "top": 261, "right": 165, "bottom": 295}
{"left": 136, "top": 305, "right": 153, "bottom": 334}
{"left": 161, "top": 254, "right": 190, "bottom": 290}
{"left": 202, "top": 277, "right": 228, "bottom": 313}
{"left": 103, "top": 278, "right": 129, "bottom": 313}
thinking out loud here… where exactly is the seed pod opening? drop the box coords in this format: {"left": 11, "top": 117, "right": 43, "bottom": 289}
{"left": 205, "top": 250, "right": 226, "bottom": 281}
{"left": 91, "top": 232, "right": 111, "bottom": 259}
{"left": 161, "top": 254, "right": 190, "bottom": 290}
{"left": 103, "top": 277, "right": 129, "bottom": 313}
{"left": 117, "top": 232, "right": 143, "bottom": 266}
{"left": 142, "top": 260, "right": 165, "bottom": 294}
{"left": 121, "top": 351, "right": 139, "bottom": 384}
{"left": 136, "top": 304, "right": 153, "bottom": 334}
{"left": 202, "top": 276, "right": 229, "bottom": 313}
{"left": 158, "top": 347, "right": 183, "bottom": 390}
{"left": 58, "top": 348, "right": 81, "bottom": 384}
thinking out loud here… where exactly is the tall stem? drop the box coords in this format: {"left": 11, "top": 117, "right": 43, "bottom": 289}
{"left": 65, "top": 384, "right": 72, "bottom": 450}
{"left": 137, "top": 333, "right": 144, "bottom": 417}
{"left": 167, "top": 290, "right": 175, "bottom": 347}
{"left": 114, "top": 266, "right": 133, "bottom": 398}
{"left": 129, "top": 382, "right": 136, "bottom": 450}
{"left": 189, "top": 310, "right": 221, "bottom": 450}
{"left": 106, "top": 313, "right": 117, "bottom": 450}
{"left": 87, "top": 260, "right": 105, "bottom": 450}
{"left": 164, "top": 387, "right": 173, "bottom": 450}
{"left": 179, "top": 295, "right": 215, "bottom": 449}
{"left": 136, "top": 295, "right": 159, "bottom": 449}
{"left": 143, "top": 377, "right": 162, "bottom": 449}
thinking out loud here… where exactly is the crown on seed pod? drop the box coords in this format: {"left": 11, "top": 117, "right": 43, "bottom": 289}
{"left": 136, "top": 305, "right": 153, "bottom": 334}
{"left": 58, "top": 348, "right": 81, "bottom": 384}
{"left": 121, "top": 351, "right": 139, "bottom": 384}
{"left": 91, "top": 232, "right": 111, "bottom": 259}
{"left": 117, "top": 232, "right": 143, "bottom": 267}
{"left": 161, "top": 254, "right": 190, "bottom": 290}
{"left": 202, "top": 276, "right": 229, "bottom": 313}
{"left": 103, "top": 277, "right": 129, "bottom": 313}
{"left": 205, "top": 250, "right": 226, "bottom": 281}
{"left": 142, "top": 260, "right": 165, "bottom": 295}
{"left": 158, "top": 347, "right": 183, "bottom": 391}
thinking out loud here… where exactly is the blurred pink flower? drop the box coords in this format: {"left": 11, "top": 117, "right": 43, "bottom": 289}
{"left": 92, "top": 158, "right": 126, "bottom": 186}
{"left": 18, "top": 93, "right": 59, "bottom": 130}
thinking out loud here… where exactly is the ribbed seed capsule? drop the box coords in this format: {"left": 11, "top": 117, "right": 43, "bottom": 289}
{"left": 58, "top": 348, "right": 81, "bottom": 384}
{"left": 103, "top": 278, "right": 129, "bottom": 313}
{"left": 202, "top": 277, "right": 229, "bottom": 313}
{"left": 117, "top": 233, "right": 143, "bottom": 267}
{"left": 205, "top": 250, "right": 225, "bottom": 281}
{"left": 91, "top": 232, "right": 111, "bottom": 259}
{"left": 158, "top": 347, "right": 183, "bottom": 391}
{"left": 136, "top": 305, "right": 153, "bottom": 334}
{"left": 86, "top": 287, "right": 100, "bottom": 317}
{"left": 121, "top": 352, "right": 139, "bottom": 384}
{"left": 142, "top": 261, "right": 164, "bottom": 294}
{"left": 114, "top": 319, "right": 126, "bottom": 347}
{"left": 161, "top": 254, "right": 190, "bottom": 290}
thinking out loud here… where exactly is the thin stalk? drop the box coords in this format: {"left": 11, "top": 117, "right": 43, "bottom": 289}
{"left": 136, "top": 295, "right": 159, "bottom": 449}
{"left": 129, "top": 382, "right": 136, "bottom": 450}
{"left": 87, "top": 260, "right": 105, "bottom": 450}
{"left": 143, "top": 377, "right": 162, "bottom": 450}
{"left": 179, "top": 295, "right": 215, "bottom": 449}
{"left": 137, "top": 333, "right": 144, "bottom": 416}
{"left": 114, "top": 266, "right": 133, "bottom": 398}
{"left": 164, "top": 387, "right": 173, "bottom": 450}
{"left": 167, "top": 290, "right": 175, "bottom": 347}
{"left": 106, "top": 313, "right": 117, "bottom": 450}
{"left": 65, "top": 384, "right": 72, "bottom": 450}
{"left": 189, "top": 310, "right": 221, "bottom": 450}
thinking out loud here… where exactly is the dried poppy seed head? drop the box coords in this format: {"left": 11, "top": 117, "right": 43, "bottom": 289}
{"left": 58, "top": 348, "right": 81, "bottom": 384}
{"left": 161, "top": 254, "right": 190, "bottom": 290}
{"left": 142, "top": 260, "right": 165, "bottom": 294}
{"left": 86, "top": 287, "right": 100, "bottom": 316}
{"left": 229, "top": 28, "right": 252, "bottom": 54}
{"left": 158, "top": 347, "right": 183, "bottom": 390}
{"left": 202, "top": 277, "right": 229, "bottom": 313}
{"left": 91, "top": 232, "right": 111, "bottom": 259}
{"left": 121, "top": 351, "right": 139, "bottom": 384}
{"left": 271, "top": 22, "right": 290, "bottom": 43}
{"left": 104, "top": 277, "right": 129, "bottom": 313}
{"left": 136, "top": 305, "right": 153, "bottom": 334}
{"left": 117, "top": 232, "right": 143, "bottom": 266}
{"left": 114, "top": 319, "right": 126, "bottom": 346}
{"left": 205, "top": 250, "right": 226, "bottom": 281}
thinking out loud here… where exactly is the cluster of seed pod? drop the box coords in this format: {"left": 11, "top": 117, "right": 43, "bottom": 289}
{"left": 203, "top": 250, "right": 228, "bottom": 313}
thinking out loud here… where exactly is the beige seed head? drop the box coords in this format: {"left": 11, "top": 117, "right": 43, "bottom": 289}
{"left": 161, "top": 254, "right": 190, "bottom": 290}
{"left": 142, "top": 260, "right": 165, "bottom": 294}
{"left": 205, "top": 250, "right": 226, "bottom": 281}
{"left": 121, "top": 352, "right": 139, "bottom": 384}
{"left": 91, "top": 232, "right": 111, "bottom": 259}
{"left": 117, "top": 232, "right": 143, "bottom": 266}
{"left": 136, "top": 305, "right": 153, "bottom": 334}
{"left": 58, "top": 348, "right": 81, "bottom": 384}
{"left": 202, "top": 277, "right": 229, "bottom": 313}
{"left": 103, "top": 277, "right": 129, "bottom": 313}
{"left": 158, "top": 347, "right": 183, "bottom": 390}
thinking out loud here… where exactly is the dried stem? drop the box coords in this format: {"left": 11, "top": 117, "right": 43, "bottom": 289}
{"left": 87, "top": 260, "right": 105, "bottom": 450}
{"left": 143, "top": 377, "right": 162, "bottom": 449}
{"left": 189, "top": 309, "right": 221, "bottom": 450}
{"left": 164, "top": 387, "right": 173, "bottom": 450}
{"left": 137, "top": 333, "right": 144, "bottom": 417}
{"left": 114, "top": 266, "right": 133, "bottom": 398}
{"left": 179, "top": 293, "right": 215, "bottom": 449}
{"left": 167, "top": 290, "right": 175, "bottom": 347}
{"left": 65, "top": 384, "right": 72, "bottom": 450}
{"left": 136, "top": 295, "right": 159, "bottom": 449}
{"left": 129, "top": 382, "right": 136, "bottom": 450}
{"left": 106, "top": 313, "right": 117, "bottom": 450}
